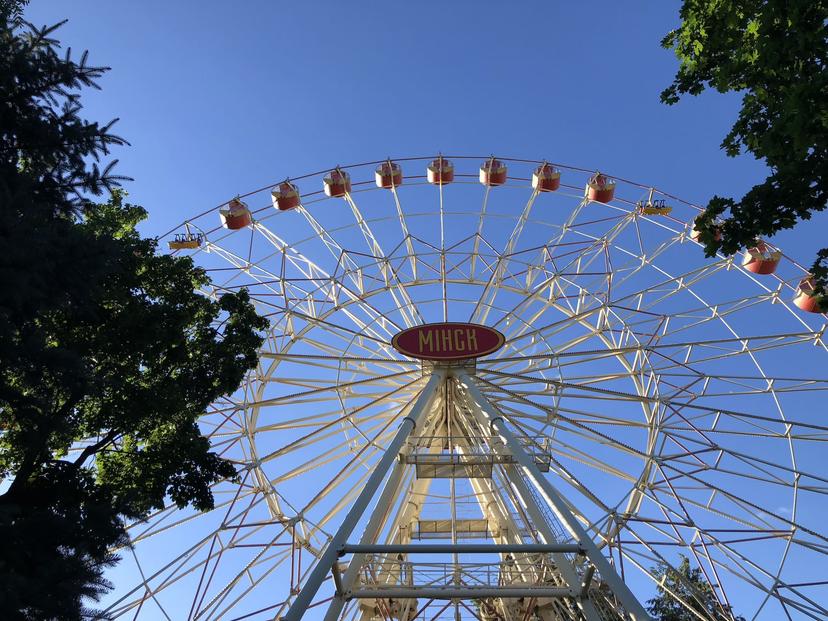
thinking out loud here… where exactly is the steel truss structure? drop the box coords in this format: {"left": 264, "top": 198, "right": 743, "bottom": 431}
{"left": 99, "top": 156, "right": 828, "bottom": 620}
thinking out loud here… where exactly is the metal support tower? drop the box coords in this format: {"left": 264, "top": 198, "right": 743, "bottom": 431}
{"left": 283, "top": 366, "right": 652, "bottom": 621}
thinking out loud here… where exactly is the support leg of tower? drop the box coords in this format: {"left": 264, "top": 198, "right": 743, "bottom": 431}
{"left": 456, "top": 371, "right": 652, "bottom": 621}
{"left": 283, "top": 371, "right": 445, "bottom": 621}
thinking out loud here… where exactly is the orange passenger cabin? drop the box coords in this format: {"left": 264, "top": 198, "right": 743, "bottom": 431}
{"left": 742, "top": 241, "right": 782, "bottom": 275}
{"left": 587, "top": 172, "right": 616, "bottom": 203}
{"left": 793, "top": 276, "right": 826, "bottom": 313}
{"left": 479, "top": 158, "right": 507, "bottom": 187}
{"left": 272, "top": 181, "right": 301, "bottom": 211}
{"left": 427, "top": 157, "right": 454, "bottom": 185}
{"left": 220, "top": 198, "right": 252, "bottom": 230}
{"left": 532, "top": 163, "right": 561, "bottom": 192}
{"left": 324, "top": 169, "right": 351, "bottom": 198}
{"left": 375, "top": 161, "right": 403, "bottom": 189}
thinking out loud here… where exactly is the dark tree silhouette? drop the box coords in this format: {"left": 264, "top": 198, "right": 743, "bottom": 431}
{"left": 647, "top": 556, "right": 745, "bottom": 621}
{"left": 662, "top": 0, "right": 828, "bottom": 305}
{"left": 0, "top": 8, "right": 266, "bottom": 619}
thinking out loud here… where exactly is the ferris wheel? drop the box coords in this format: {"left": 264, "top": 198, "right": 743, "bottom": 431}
{"left": 104, "top": 155, "right": 828, "bottom": 621}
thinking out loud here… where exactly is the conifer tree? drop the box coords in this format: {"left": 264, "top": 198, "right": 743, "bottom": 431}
{"left": 0, "top": 7, "right": 267, "bottom": 619}
{"left": 647, "top": 557, "right": 745, "bottom": 621}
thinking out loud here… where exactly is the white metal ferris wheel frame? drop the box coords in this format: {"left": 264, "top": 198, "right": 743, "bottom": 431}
{"left": 100, "top": 155, "right": 828, "bottom": 621}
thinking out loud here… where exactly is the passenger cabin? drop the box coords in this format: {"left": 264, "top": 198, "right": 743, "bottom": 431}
{"left": 742, "top": 241, "right": 782, "bottom": 275}
{"left": 324, "top": 169, "right": 351, "bottom": 198}
{"left": 690, "top": 222, "right": 722, "bottom": 243}
{"left": 427, "top": 156, "right": 454, "bottom": 185}
{"left": 272, "top": 181, "right": 301, "bottom": 211}
{"left": 587, "top": 172, "right": 615, "bottom": 203}
{"left": 479, "top": 158, "right": 507, "bottom": 187}
{"left": 532, "top": 163, "right": 561, "bottom": 192}
{"left": 637, "top": 198, "right": 672, "bottom": 216}
{"left": 168, "top": 233, "right": 203, "bottom": 250}
{"left": 793, "top": 276, "right": 826, "bottom": 313}
{"left": 375, "top": 161, "right": 403, "bottom": 189}
{"left": 220, "top": 198, "right": 252, "bottom": 230}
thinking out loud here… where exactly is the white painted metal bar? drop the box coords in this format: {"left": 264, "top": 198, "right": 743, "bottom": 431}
{"left": 456, "top": 370, "right": 653, "bottom": 621}
{"left": 499, "top": 463, "right": 605, "bottom": 621}
{"left": 322, "top": 430, "right": 418, "bottom": 621}
{"left": 350, "top": 587, "right": 574, "bottom": 599}
{"left": 341, "top": 543, "right": 584, "bottom": 554}
{"left": 282, "top": 370, "right": 445, "bottom": 621}
{"left": 454, "top": 380, "right": 604, "bottom": 621}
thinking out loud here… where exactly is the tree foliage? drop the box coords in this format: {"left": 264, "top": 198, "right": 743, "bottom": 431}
{"left": 662, "top": 0, "right": 828, "bottom": 299}
{"left": 0, "top": 11, "right": 267, "bottom": 620}
{"left": 647, "top": 556, "right": 744, "bottom": 621}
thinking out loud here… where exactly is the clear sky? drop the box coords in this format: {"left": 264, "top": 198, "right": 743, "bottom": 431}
{"left": 22, "top": 0, "right": 826, "bottom": 262}
{"left": 20, "top": 2, "right": 828, "bottom": 620}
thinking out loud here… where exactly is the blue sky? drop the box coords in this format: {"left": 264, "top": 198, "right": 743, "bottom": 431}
{"left": 21, "top": 2, "right": 828, "bottom": 619}
{"left": 24, "top": 0, "right": 825, "bottom": 262}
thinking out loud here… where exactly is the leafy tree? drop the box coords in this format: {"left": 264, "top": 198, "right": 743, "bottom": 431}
{"left": 661, "top": 1, "right": 828, "bottom": 302}
{"left": 0, "top": 9, "right": 267, "bottom": 620}
{"left": 647, "top": 556, "right": 744, "bottom": 621}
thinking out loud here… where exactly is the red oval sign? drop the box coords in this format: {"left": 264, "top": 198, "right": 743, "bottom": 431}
{"left": 391, "top": 323, "right": 505, "bottom": 361}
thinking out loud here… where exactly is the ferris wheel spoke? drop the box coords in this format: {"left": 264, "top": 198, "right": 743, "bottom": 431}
{"left": 252, "top": 221, "right": 334, "bottom": 285}
{"left": 468, "top": 185, "right": 494, "bottom": 280}
{"left": 486, "top": 302, "right": 624, "bottom": 374}
{"left": 341, "top": 193, "right": 423, "bottom": 329}
{"left": 482, "top": 329, "right": 825, "bottom": 365}
{"left": 657, "top": 464, "right": 827, "bottom": 548}
{"left": 673, "top": 440, "right": 828, "bottom": 495}
{"left": 309, "top": 466, "right": 384, "bottom": 536}
{"left": 251, "top": 376, "right": 421, "bottom": 437}
{"left": 186, "top": 487, "right": 285, "bottom": 620}
{"left": 244, "top": 369, "right": 412, "bottom": 409}
{"left": 540, "top": 194, "right": 591, "bottom": 256}
{"left": 446, "top": 235, "right": 500, "bottom": 284}
{"left": 107, "top": 508, "right": 287, "bottom": 620}
{"left": 606, "top": 233, "right": 699, "bottom": 299}
{"left": 259, "top": 353, "right": 416, "bottom": 383}
{"left": 293, "top": 204, "right": 368, "bottom": 293}
{"left": 650, "top": 472, "right": 801, "bottom": 539}
{"left": 280, "top": 379, "right": 431, "bottom": 523}
{"left": 480, "top": 239, "right": 599, "bottom": 334}
{"left": 553, "top": 404, "right": 653, "bottom": 430}
{"left": 287, "top": 288, "right": 404, "bottom": 357}
{"left": 476, "top": 378, "right": 649, "bottom": 462}
{"left": 273, "top": 333, "right": 396, "bottom": 367}
{"left": 387, "top": 186, "right": 418, "bottom": 281}
{"left": 559, "top": 211, "right": 640, "bottom": 284}
{"left": 499, "top": 256, "right": 732, "bottom": 350}
{"left": 201, "top": 240, "right": 285, "bottom": 290}
{"left": 267, "top": 418, "right": 399, "bottom": 485}
{"left": 196, "top": 547, "right": 293, "bottom": 621}
{"left": 649, "top": 457, "right": 780, "bottom": 613}
{"left": 254, "top": 407, "right": 398, "bottom": 464}
{"left": 641, "top": 512, "right": 828, "bottom": 621}
{"left": 618, "top": 526, "right": 782, "bottom": 620}
{"left": 487, "top": 211, "right": 646, "bottom": 337}
{"left": 123, "top": 481, "right": 263, "bottom": 548}
{"left": 480, "top": 367, "right": 828, "bottom": 440}
{"left": 255, "top": 387, "right": 420, "bottom": 465}
{"left": 547, "top": 439, "right": 640, "bottom": 487}
{"left": 469, "top": 188, "right": 540, "bottom": 325}
{"left": 630, "top": 497, "right": 783, "bottom": 590}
